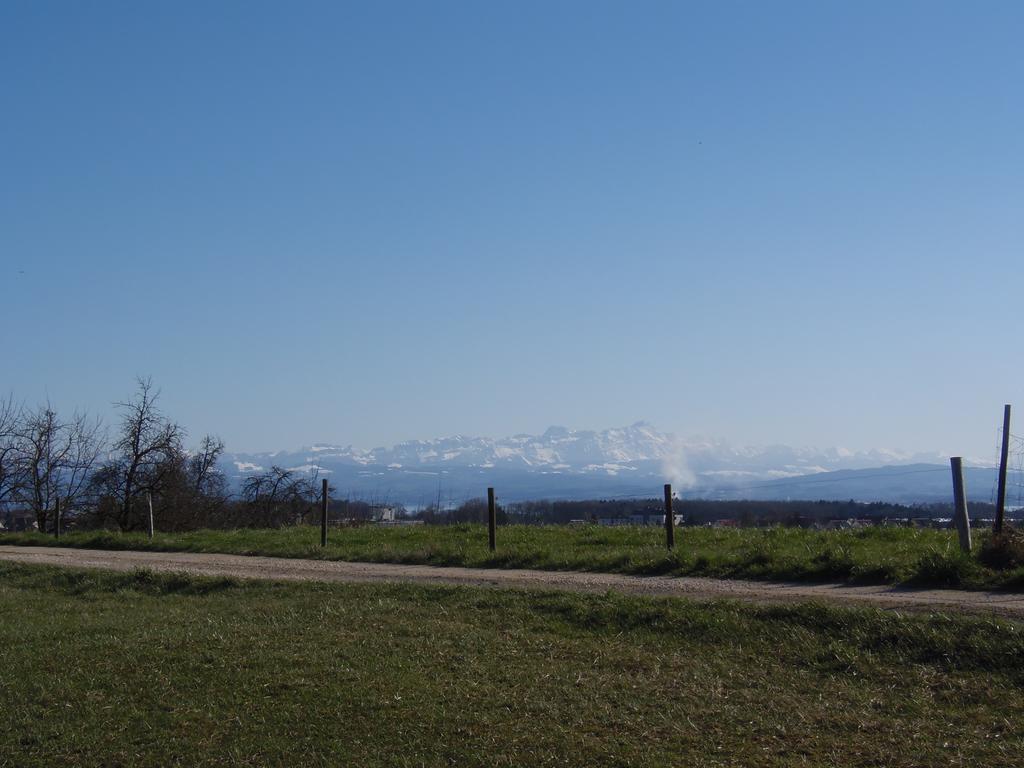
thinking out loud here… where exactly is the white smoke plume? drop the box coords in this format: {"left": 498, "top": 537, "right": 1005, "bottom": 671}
{"left": 660, "top": 435, "right": 696, "bottom": 490}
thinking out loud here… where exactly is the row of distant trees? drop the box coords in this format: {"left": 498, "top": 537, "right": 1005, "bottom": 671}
{"left": 413, "top": 497, "right": 989, "bottom": 526}
{"left": 0, "top": 378, "right": 332, "bottom": 533}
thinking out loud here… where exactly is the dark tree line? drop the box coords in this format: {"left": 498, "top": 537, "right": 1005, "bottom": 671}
{"left": 417, "top": 497, "right": 508, "bottom": 525}
{"left": 410, "top": 497, "right": 992, "bottom": 527}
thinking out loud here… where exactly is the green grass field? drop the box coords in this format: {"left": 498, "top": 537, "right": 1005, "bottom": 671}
{"left": 3, "top": 523, "right": 1024, "bottom": 589}
{"left": 1, "top": 561, "right": 1022, "bottom": 767}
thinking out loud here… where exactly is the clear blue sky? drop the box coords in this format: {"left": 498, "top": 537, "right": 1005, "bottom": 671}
{"left": 2, "top": 1, "right": 1021, "bottom": 458}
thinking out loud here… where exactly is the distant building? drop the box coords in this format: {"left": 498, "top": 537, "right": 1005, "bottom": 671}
{"left": 371, "top": 506, "right": 396, "bottom": 523}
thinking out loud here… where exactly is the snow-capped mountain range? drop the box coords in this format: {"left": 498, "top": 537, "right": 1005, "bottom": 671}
{"left": 222, "top": 423, "right": 989, "bottom": 504}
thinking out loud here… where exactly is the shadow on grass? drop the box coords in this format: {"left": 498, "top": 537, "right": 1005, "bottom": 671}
{"left": 0, "top": 561, "right": 243, "bottom": 597}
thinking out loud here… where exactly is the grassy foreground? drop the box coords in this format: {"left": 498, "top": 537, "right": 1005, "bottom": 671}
{"left": 3, "top": 523, "right": 1024, "bottom": 589}
{"left": 0, "top": 562, "right": 1022, "bottom": 767}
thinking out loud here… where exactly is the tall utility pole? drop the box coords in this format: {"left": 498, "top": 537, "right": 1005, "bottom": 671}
{"left": 995, "top": 404, "right": 1011, "bottom": 535}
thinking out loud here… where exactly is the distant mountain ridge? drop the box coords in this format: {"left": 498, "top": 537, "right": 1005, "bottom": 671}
{"left": 221, "top": 423, "right": 994, "bottom": 504}
{"left": 269, "top": 423, "right": 678, "bottom": 473}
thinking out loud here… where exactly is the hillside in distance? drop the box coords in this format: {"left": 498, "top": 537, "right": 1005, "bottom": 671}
{"left": 221, "top": 423, "right": 998, "bottom": 505}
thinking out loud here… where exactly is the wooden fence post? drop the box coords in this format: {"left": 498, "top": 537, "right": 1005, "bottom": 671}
{"left": 147, "top": 492, "right": 154, "bottom": 540}
{"left": 995, "top": 404, "right": 1011, "bottom": 535}
{"left": 487, "top": 487, "right": 496, "bottom": 552}
{"left": 54, "top": 497, "right": 61, "bottom": 540}
{"left": 664, "top": 484, "right": 675, "bottom": 550}
{"left": 321, "top": 478, "right": 329, "bottom": 547}
{"left": 950, "top": 457, "right": 972, "bottom": 553}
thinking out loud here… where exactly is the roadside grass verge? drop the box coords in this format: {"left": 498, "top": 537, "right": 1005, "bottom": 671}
{"left": 4, "top": 523, "right": 1024, "bottom": 590}
{"left": 0, "top": 561, "right": 1022, "bottom": 767}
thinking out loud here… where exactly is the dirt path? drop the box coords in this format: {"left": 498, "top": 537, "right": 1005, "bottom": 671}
{"left": 3, "top": 545, "right": 1023, "bottom": 617}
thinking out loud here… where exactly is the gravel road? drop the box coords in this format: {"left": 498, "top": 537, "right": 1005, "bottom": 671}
{"left": 3, "top": 545, "right": 1023, "bottom": 617}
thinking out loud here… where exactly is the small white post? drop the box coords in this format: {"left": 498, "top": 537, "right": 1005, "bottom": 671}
{"left": 147, "top": 491, "right": 155, "bottom": 540}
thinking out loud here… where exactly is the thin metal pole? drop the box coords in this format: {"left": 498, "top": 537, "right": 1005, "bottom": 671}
{"left": 995, "top": 404, "right": 1011, "bottom": 535}
{"left": 321, "top": 478, "right": 329, "bottom": 547}
{"left": 487, "top": 487, "right": 496, "bottom": 552}
{"left": 950, "top": 457, "right": 972, "bottom": 553}
{"left": 664, "top": 484, "right": 675, "bottom": 549}
{"left": 147, "top": 492, "right": 154, "bottom": 540}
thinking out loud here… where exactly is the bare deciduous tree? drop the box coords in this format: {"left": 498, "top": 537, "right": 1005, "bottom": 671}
{"left": 240, "top": 466, "right": 317, "bottom": 527}
{"left": 156, "top": 435, "right": 229, "bottom": 530}
{"left": 0, "top": 395, "right": 23, "bottom": 514}
{"left": 190, "top": 435, "right": 226, "bottom": 496}
{"left": 101, "top": 378, "right": 184, "bottom": 531}
{"left": 14, "top": 402, "right": 104, "bottom": 532}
